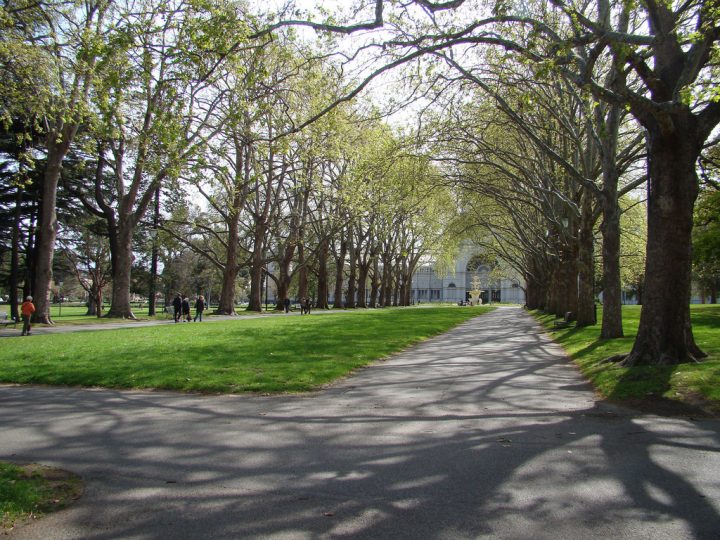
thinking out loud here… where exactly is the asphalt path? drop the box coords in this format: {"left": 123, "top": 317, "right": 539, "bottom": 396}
{"left": 1, "top": 307, "right": 719, "bottom": 539}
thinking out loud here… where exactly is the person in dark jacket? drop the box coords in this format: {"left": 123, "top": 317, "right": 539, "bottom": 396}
{"left": 182, "top": 296, "right": 191, "bottom": 322}
{"left": 283, "top": 297, "right": 290, "bottom": 313}
{"left": 172, "top": 294, "right": 182, "bottom": 323}
{"left": 194, "top": 295, "right": 205, "bottom": 322}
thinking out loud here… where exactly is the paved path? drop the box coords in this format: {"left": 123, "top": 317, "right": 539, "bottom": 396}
{"left": 1, "top": 307, "right": 719, "bottom": 539}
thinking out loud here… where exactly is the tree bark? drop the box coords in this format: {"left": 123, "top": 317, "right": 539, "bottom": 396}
{"left": 148, "top": 186, "right": 160, "bottom": 316}
{"left": 107, "top": 214, "right": 136, "bottom": 318}
{"left": 32, "top": 149, "right": 65, "bottom": 325}
{"left": 332, "top": 236, "right": 347, "bottom": 309}
{"left": 316, "top": 239, "right": 330, "bottom": 309}
{"left": 247, "top": 228, "right": 266, "bottom": 312}
{"left": 10, "top": 187, "right": 23, "bottom": 321}
{"left": 298, "top": 243, "right": 308, "bottom": 301}
{"left": 622, "top": 127, "right": 705, "bottom": 365}
{"left": 356, "top": 263, "right": 369, "bottom": 308}
{"left": 346, "top": 236, "right": 357, "bottom": 308}
{"left": 576, "top": 199, "right": 596, "bottom": 327}
{"left": 599, "top": 194, "right": 623, "bottom": 337}
{"left": 217, "top": 210, "right": 241, "bottom": 315}
{"left": 369, "top": 258, "right": 380, "bottom": 307}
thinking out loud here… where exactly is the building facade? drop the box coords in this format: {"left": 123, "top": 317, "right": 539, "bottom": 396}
{"left": 410, "top": 242, "right": 525, "bottom": 305}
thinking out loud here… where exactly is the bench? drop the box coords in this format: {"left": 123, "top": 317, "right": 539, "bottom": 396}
{"left": 0, "top": 312, "right": 18, "bottom": 329}
{"left": 553, "top": 311, "right": 574, "bottom": 329}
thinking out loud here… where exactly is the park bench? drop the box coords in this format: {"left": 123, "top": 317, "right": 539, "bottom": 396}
{"left": 553, "top": 311, "right": 574, "bottom": 329}
{"left": 0, "top": 312, "right": 18, "bottom": 329}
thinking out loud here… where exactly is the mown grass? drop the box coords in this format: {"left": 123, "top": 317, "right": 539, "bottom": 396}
{"left": 0, "top": 462, "right": 82, "bottom": 531}
{"left": 0, "top": 307, "right": 491, "bottom": 394}
{"left": 533, "top": 305, "right": 720, "bottom": 413}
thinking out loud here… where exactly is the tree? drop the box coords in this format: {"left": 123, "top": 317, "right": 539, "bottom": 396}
{"left": 59, "top": 218, "right": 112, "bottom": 317}
{"left": 75, "top": 0, "right": 228, "bottom": 318}
{"left": 693, "top": 187, "right": 720, "bottom": 303}
{"left": 0, "top": 0, "right": 109, "bottom": 324}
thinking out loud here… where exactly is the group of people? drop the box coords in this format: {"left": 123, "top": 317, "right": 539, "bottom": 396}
{"left": 282, "top": 297, "right": 312, "bottom": 314}
{"left": 172, "top": 294, "right": 205, "bottom": 323}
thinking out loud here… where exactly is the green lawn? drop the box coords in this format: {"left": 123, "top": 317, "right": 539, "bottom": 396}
{"left": 533, "top": 305, "right": 720, "bottom": 414}
{"left": 0, "top": 307, "right": 492, "bottom": 394}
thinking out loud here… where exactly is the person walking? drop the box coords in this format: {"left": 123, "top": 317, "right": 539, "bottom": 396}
{"left": 194, "top": 295, "right": 205, "bottom": 322}
{"left": 182, "top": 296, "right": 191, "bottom": 322}
{"left": 283, "top": 297, "right": 290, "bottom": 313}
{"left": 172, "top": 294, "right": 182, "bottom": 323}
{"left": 20, "top": 296, "right": 35, "bottom": 336}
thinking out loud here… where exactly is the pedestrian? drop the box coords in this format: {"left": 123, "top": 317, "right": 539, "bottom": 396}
{"left": 172, "top": 294, "right": 182, "bottom": 323}
{"left": 20, "top": 295, "right": 35, "bottom": 336}
{"left": 194, "top": 295, "right": 205, "bottom": 322}
{"left": 283, "top": 297, "right": 290, "bottom": 313}
{"left": 182, "top": 296, "right": 191, "bottom": 322}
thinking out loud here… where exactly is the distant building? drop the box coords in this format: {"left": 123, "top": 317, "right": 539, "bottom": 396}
{"left": 410, "top": 242, "right": 525, "bottom": 304}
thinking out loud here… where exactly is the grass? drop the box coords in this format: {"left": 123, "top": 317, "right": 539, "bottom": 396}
{"left": 0, "top": 306, "right": 492, "bottom": 394}
{"left": 0, "top": 462, "right": 83, "bottom": 531}
{"left": 533, "top": 305, "right": 720, "bottom": 414}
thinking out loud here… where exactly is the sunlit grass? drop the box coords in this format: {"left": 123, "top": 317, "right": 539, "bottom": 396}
{"left": 533, "top": 305, "right": 720, "bottom": 412}
{"left": 0, "top": 307, "right": 492, "bottom": 394}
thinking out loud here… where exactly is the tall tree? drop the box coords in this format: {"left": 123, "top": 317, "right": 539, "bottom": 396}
{"left": 0, "top": 0, "right": 109, "bottom": 323}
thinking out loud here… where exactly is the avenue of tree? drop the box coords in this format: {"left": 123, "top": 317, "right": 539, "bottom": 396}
{"left": 0, "top": 0, "right": 718, "bottom": 367}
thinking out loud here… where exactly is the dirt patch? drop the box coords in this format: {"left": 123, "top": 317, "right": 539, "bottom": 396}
{"left": 2, "top": 463, "right": 83, "bottom": 534}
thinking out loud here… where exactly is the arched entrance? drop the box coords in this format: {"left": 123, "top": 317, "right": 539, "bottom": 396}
{"left": 466, "top": 255, "right": 501, "bottom": 304}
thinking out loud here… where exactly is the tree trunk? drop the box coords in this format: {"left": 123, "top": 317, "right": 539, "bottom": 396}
{"left": 332, "top": 237, "right": 347, "bottom": 309}
{"left": 107, "top": 216, "right": 136, "bottom": 318}
{"left": 346, "top": 240, "right": 357, "bottom": 309}
{"left": 599, "top": 195, "right": 623, "bottom": 337}
{"left": 546, "top": 260, "right": 561, "bottom": 315}
{"left": 369, "top": 258, "right": 380, "bottom": 307}
{"left": 357, "top": 261, "right": 369, "bottom": 308}
{"left": 10, "top": 187, "right": 22, "bottom": 320}
{"left": 576, "top": 201, "right": 596, "bottom": 327}
{"left": 298, "top": 243, "right": 308, "bottom": 301}
{"left": 148, "top": 186, "right": 160, "bottom": 316}
{"left": 316, "top": 239, "right": 330, "bottom": 309}
{"left": 217, "top": 213, "right": 241, "bottom": 315}
{"left": 247, "top": 229, "right": 266, "bottom": 312}
{"left": 275, "top": 251, "right": 295, "bottom": 311}
{"left": 32, "top": 151, "right": 64, "bottom": 325}
{"left": 379, "top": 256, "right": 391, "bottom": 307}
{"left": 622, "top": 128, "right": 705, "bottom": 366}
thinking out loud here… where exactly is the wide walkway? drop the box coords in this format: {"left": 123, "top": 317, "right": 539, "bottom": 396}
{"left": 1, "top": 307, "right": 719, "bottom": 539}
